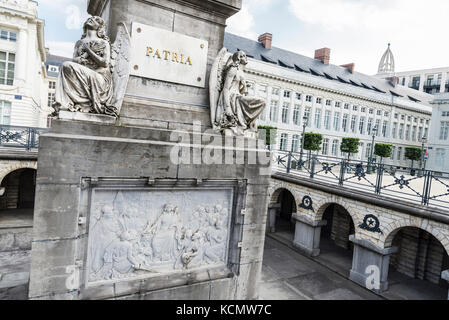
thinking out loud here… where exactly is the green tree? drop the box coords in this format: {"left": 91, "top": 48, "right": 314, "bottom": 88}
{"left": 303, "top": 132, "right": 323, "bottom": 160}
{"left": 374, "top": 143, "right": 392, "bottom": 164}
{"left": 340, "top": 137, "right": 360, "bottom": 160}
{"left": 405, "top": 146, "right": 422, "bottom": 168}
{"left": 258, "top": 125, "right": 277, "bottom": 149}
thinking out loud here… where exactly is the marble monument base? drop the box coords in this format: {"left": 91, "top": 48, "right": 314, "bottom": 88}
{"left": 28, "top": 119, "right": 271, "bottom": 300}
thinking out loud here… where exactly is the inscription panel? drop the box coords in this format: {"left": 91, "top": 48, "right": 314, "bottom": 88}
{"left": 85, "top": 185, "right": 234, "bottom": 285}
{"left": 130, "top": 22, "right": 209, "bottom": 87}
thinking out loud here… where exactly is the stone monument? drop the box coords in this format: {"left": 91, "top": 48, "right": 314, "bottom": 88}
{"left": 28, "top": 0, "right": 272, "bottom": 300}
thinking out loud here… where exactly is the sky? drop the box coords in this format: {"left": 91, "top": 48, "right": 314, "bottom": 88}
{"left": 38, "top": 0, "right": 449, "bottom": 75}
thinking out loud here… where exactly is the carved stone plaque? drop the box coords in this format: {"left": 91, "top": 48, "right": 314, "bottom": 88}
{"left": 84, "top": 183, "right": 234, "bottom": 285}
{"left": 130, "top": 22, "right": 209, "bottom": 87}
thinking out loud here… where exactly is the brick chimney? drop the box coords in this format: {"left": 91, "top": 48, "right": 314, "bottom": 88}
{"left": 340, "top": 63, "right": 355, "bottom": 74}
{"left": 314, "top": 48, "right": 331, "bottom": 64}
{"left": 258, "top": 33, "right": 272, "bottom": 49}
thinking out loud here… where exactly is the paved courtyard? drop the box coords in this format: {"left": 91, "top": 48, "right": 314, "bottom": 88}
{"left": 259, "top": 234, "right": 448, "bottom": 300}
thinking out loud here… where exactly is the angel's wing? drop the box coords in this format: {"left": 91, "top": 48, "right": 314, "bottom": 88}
{"left": 110, "top": 22, "right": 131, "bottom": 116}
{"left": 209, "top": 48, "right": 229, "bottom": 130}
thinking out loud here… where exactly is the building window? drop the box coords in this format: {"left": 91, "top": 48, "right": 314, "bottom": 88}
{"left": 293, "top": 105, "right": 301, "bottom": 125}
{"left": 382, "top": 121, "right": 388, "bottom": 137}
{"left": 324, "top": 110, "right": 331, "bottom": 130}
{"left": 0, "top": 51, "right": 15, "bottom": 86}
{"left": 361, "top": 107, "right": 366, "bottom": 113}
{"left": 424, "top": 127, "right": 428, "bottom": 138}
{"left": 391, "top": 146, "right": 395, "bottom": 160}
{"left": 352, "top": 105, "right": 358, "bottom": 111}
{"left": 350, "top": 115, "right": 357, "bottom": 133}
{"left": 280, "top": 133, "right": 288, "bottom": 151}
{"left": 292, "top": 135, "right": 299, "bottom": 152}
{"left": 314, "top": 109, "right": 321, "bottom": 128}
{"left": 359, "top": 116, "right": 365, "bottom": 134}
{"left": 316, "top": 97, "right": 322, "bottom": 104}
{"left": 48, "top": 92, "right": 55, "bottom": 107}
{"left": 397, "top": 147, "right": 402, "bottom": 160}
{"left": 401, "top": 114, "right": 405, "bottom": 120}
{"left": 281, "top": 103, "right": 290, "bottom": 124}
{"left": 331, "top": 139, "right": 338, "bottom": 156}
{"left": 436, "top": 148, "right": 446, "bottom": 168}
{"left": 49, "top": 81, "right": 56, "bottom": 89}
{"left": 344, "top": 103, "right": 349, "bottom": 109}
{"left": 365, "top": 143, "right": 371, "bottom": 159}
{"left": 333, "top": 112, "right": 340, "bottom": 131}
{"left": 405, "top": 124, "right": 410, "bottom": 140}
{"left": 392, "top": 122, "right": 397, "bottom": 138}
{"left": 0, "top": 30, "right": 17, "bottom": 42}
{"left": 335, "top": 102, "right": 341, "bottom": 108}
{"left": 407, "top": 116, "right": 411, "bottom": 122}
{"left": 369, "top": 109, "right": 374, "bottom": 114}
{"left": 367, "top": 118, "right": 373, "bottom": 135}
{"left": 272, "top": 88, "right": 280, "bottom": 95}
{"left": 440, "top": 121, "right": 449, "bottom": 140}
{"left": 375, "top": 119, "right": 380, "bottom": 136}
{"left": 377, "top": 110, "right": 382, "bottom": 116}
{"left": 326, "top": 99, "right": 331, "bottom": 106}
{"left": 412, "top": 126, "right": 417, "bottom": 141}
{"left": 0, "top": 100, "right": 11, "bottom": 125}
{"left": 394, "top": 113, "right": 398, "bottom": 119}
{"left": 342, "top": 114, "right": 348, "bottom": 132}
{"left": 399, "top": 123, "right": 404, "bottom": 139}
{"left": 384, "top": 111, "right": 389, "bottom": 117}
{"left": 418, "top": 127, "right": 423, "bottom": 141}
{"left": 304, "top": 107, "right": 311, "bottom": 127}
{"left": 269, "top": 101, "right": 278, "bottom": 122}
{"left": 322, "top": 138, "right": 329, "bottom": 155}
{"left": 306, "top": 95, "right": 312, "bottom": 102}
{"left": 295, "top": 93, "right": 301, "bottom": 100}
{"left": 284, "top": 90, "right": 290, "bottom": 98}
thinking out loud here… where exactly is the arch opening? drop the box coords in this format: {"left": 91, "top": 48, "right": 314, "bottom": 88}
{"left": 319, "top": 203, "right": 355, "bottom": 274}
{"left": 385, "top": 227, "right": 449, "bottom": 300}
{"left": 271, "top": 188, "right": 296, "bottom": 241}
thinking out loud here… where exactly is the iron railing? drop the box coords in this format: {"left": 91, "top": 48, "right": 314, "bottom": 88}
{"left": 273, "top": 150, "right": 449, "bottom": 210}
{"left": 0, "top": 125, "right": 49, "bottom": 150}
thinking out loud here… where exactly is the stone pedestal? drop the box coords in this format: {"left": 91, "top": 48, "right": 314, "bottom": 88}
{"left": 292, "top": 215, "right": 326, "bottom": 257}
{"left": 28, "top": 0, "right": 272, "bottom": 301}
{"left": 266, "top": 204, "right": 280, "bottom": 233}
{"left": 349, "top": 235, "right": 398, "bottom": 293}
{"left": 442, "top": 270, "right": 449, "bottom": 300}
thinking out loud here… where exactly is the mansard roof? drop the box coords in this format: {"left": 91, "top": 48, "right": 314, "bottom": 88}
{"left": 224, "top": 33, "right": 430, "bottom": 110}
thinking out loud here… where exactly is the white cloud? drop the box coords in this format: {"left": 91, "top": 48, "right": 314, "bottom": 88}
{"left": 65, "top": 4, "right": 84, "bottom": 30}
{"left": 46, "top": 41, "right": 75, "bottom": 58}
{"left": 288, "top": 0, "right": 449, "bottom": 73}
{"left": 226, "top": 0, "right": 277, "bottom": 40}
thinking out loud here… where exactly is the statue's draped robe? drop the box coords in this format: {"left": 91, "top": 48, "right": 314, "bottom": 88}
{"left": 55, "top": 40, "right": 115, "bottom": 115}
{"left": 215, "top": 65, "right": 265, "bottom": 134}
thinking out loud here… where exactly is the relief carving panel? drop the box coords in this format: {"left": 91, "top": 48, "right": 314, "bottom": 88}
{"left": 86, "top": 188, "right": 233, "bottom": 284}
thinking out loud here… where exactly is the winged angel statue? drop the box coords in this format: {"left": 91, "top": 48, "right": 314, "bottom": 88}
{"left": 209, "top": 48, "right": 266, "bottom": 136}
{"left": 52, "top": 16, "right": 131, "bottom": 118}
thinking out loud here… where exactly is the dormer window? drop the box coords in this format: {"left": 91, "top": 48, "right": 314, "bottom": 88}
{"left": 48, "top": 65, "right": 59, "bottom": 73}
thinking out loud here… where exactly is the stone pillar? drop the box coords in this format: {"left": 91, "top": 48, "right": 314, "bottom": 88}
{"left": 266, "top": 203, "right": 280, "bottom": 233}
{"left": 15, "top": 28, "right": 28, "bottom": 86}
{"left": 442, "top": 270, "right": 449, "bottom": 300}
{"left": 292, "top": 215, "right": 327, "bottom": 257}
{"left": 349, "top": 235, "right": 398, "bottom": 293}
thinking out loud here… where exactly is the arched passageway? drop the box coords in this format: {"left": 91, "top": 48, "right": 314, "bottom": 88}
{"left": 268, "top": 188, "right": 297, "bottom": 242}
{"left": 318, "top": 203, "right": 355, "bottom": 275}
{"left": 0, "top": 168, "right": 36, "bottom": 210}
{"left": 385, "top": 227, "right": 449, "bottom": 300}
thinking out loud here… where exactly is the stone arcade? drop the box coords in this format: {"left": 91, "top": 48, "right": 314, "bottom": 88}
{"left": 28, "top": 0, "right": 271, "bottom": 300}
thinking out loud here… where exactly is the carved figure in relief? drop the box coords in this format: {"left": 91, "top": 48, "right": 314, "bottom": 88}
{"left": 209, "top": 48, "right": 266, "bottom": 136}
{"left": 88, "top": 194, "right": 231, "bottom": 282}
{"left": 52, "top": 16, "right": 131, "bottom": 118}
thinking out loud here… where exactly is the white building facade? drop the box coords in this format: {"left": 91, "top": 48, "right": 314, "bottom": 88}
{"left": 427, "top": 93, "right": 449, "bottom": 173}
{"left": 0, "top": 0, "right": 50, "bottom": 128}
{"left": 224, "top": 33, "right": 433, "bottom": 168}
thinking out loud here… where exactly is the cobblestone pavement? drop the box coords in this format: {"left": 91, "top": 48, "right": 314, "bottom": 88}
{"left": 258, "top": 236, "right": 383, "bottom": 300}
